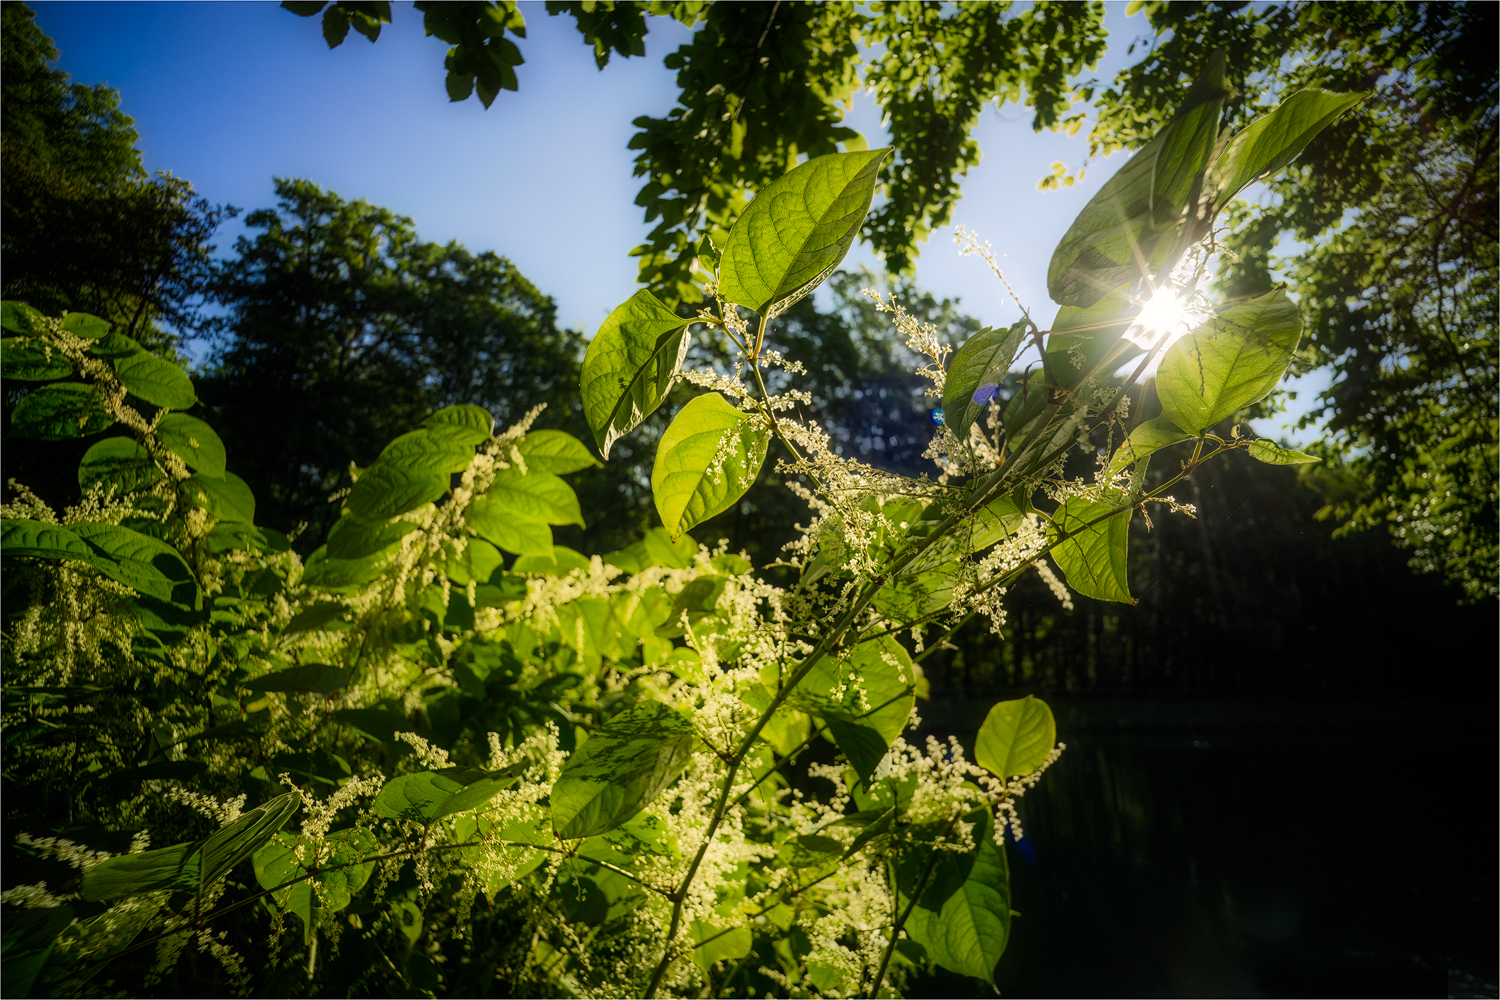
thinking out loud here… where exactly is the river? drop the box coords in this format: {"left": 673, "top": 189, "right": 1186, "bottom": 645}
{"left": 907, "top": 696, "right": 1497, "bottom": 998}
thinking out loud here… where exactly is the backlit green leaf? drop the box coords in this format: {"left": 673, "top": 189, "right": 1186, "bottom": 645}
{"left": 326, "top": 514, "right": 418, "bottom": 560}
{"left": 114, "top": 349, "right": 198, "bottom": 409}
{"left": 517, "top": 429, "right": 601, "bottom": 474}
{"left": 78, "top": 437, "right": 162, "bottom": 494}
{"left": 467, "top": 499, "right": 552, "bottom": 556}
{"left": 651, "top": 392, "right": 770, "bottom": 541}
{"left": 486, "top": 468, "right": 585, "bottom": 526}
{"left": 1211, "top": 89, "right": 1366, "bottom": 212}
{"left": 379, "top": 429, "right": 475, "bottom": 474}
{"left": 1107, "top": 415, "right": 1193, "bottom": 475}
{"left": 1048, "top": 53, "right": 1228, "bottom": 307}
{"left": 717, "top": 149, "right": 890, "bottom": 319}
{"left": 1156, "top": 288, "right": 1302, "bottom": 434}
{"left": 1247, "top": 439, "right": 1321, "bottom": 465}
{"left": 943, "top": 321, "right": 1028, "bottom": 442}
{"left": 70, "top": 521, "right": 198, "bottom": 606}
{"left": 1, "top": 301, "right": 47, "bottom": 335}
{"left": 904, "top": 810, "right": 1011, "bottom": 983}
{"left": 1048, "top": 496, "right": 1133, "bottom": 604}
{"left": 423, "top": 404, "right": 493, "bottom": 444}
{"left": 156, "top": 413, "right": 226, "bottom": 478}
{"left": 245, "top": 662, "right": 353, "bottom": 694}
{"left": 792, "top": 636, "right": 916, "bottom": 784}
{"left": 690, "top": 921, "right": 752, "bottom": 972}
{"left": 551, "top": 700, "right": 696, "bottom": 840}
{"left": 10, "top": 383, "right": 112, "bottom": 439}
{"left": 580, "top": 289, "right": 693, "bottom": 458}
{"left": 975, "top": 696, "right": 1056, "bottom": 779}
{"left": 1, "top": 337, "right": 72, "bottom": 380}
{"left": 511, "top": 545, "right": 591, "bottom": 576}
{"left": 446, "top": 537, "right": 503, "bottom": 584}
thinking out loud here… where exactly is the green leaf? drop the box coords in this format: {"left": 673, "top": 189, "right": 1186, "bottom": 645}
{"left": 580, "top": 289, "right": 692, "bottom": 458}
{"left": 183, "top": 472, "right": 256, "bottom": 524}
{"left": 60, "top": 312, "right": 110, "bottom": 339}
{"left": 447, "top": 537, "right": 503, "bottom": 585}
{"left": 551, "top": 701, "right": 697, "bottom": 840}
{"left": 87, "top": 332, "right": 141, "bottom": 359}
{"left": 326, "top": 514, "right": 418, "bottom": 560}
{"left": 1048, "top": 496, "right": 1133, "bottom": 604}
{"left": 1, "top": 301, "right": 47, "bottom": 335}
{"left": 252, "top": 832, "right": 315, "bottom": 943}
{"left": 690, "top": 921, "right": 752, "bottom": 972}
{"left": 1107, "top": 415, "right": 1193, "bottom": 475}
{"left": 1048, "top": 53, "right": 1228, "bottom": 307}
{"left": 156, "top": 413, "right": 226, "bottom": 478}
{"left": 1156, "top": 288, "right": 1302, "bottom": 434}
{"left": 199, "top": 792, "right": 300, "bottom": 891}
{"left": 346, "top": 461, "right": 449, "bottom": 520}
{"left": 1042, "top": 288, "right": 1144, "bottom": 390}
{"left": 78, "top": 437, "right": 162, "bottom": 494}
{"left": 904, "top": 810, "right": 1011, "bottom": 983}
{"left": 467, "top": 506, "right": 551, "bottom": 556}
{"left": 373, "top": 768, "right": 513, "bottom": 824}
{"left": 1, "top": 337, "right": 72, "bottom": 380}
{"left": 80, "top": 842, "right": 200, "bottom": 902}
{"left": 717, "top": 149, "right": 891, "bottom": 319}
{"left": 283, "top": 601, "right": 346, "bottom": 634}
{"left": 9, "top": 383, "right": 112, "bottom": 439}
{"left": 114, "top": 349, "right": 197, "bottom": 409}
{"left": 70, "top": 521, "right": 198, "bottom": 607}
{"left": 975, "top": 696, "right": 1057, "bottom": 779}
{"left": 651, "top": 392, "right": 770, "bottom": 541}
{"left": 1211, "top": 89, "right": 1366, "bottom": 212}
{"left": 943, "top": 321, "right": 1029, "bottom": 442}
{"left": 516, "top": 429, "right": 601, "bottom": 474}
{"left": 792, "top": 636, "right": 916, "bottom": 784}
{"left": 245, "top": 662, "right": 352, "bottom": 694}
{"left": 423, "top": 404, "right": 494, "bottom": 444}
{"left": 511, "top": 545, "right": 590, "bottom": 576}
{"left": 485, "top": 468, "right": 585, "bottom": 526}
{"left": 1247, "top": 439, "right": 1321, "bottom": 465}
{"left": 379, "top": 429, "right": 475, "bottom": 474}
{"left": 300, "top": 546, "right": 391, "bottom": 589}
{"left": 333, "top": 707, "right": 413, "bottom": 744}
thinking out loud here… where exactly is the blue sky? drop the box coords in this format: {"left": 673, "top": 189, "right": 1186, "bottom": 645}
{"left": 29, "top": 1, "right": 1318, "bottom": 442}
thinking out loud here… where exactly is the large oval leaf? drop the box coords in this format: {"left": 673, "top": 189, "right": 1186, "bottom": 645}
{"left": 422, "top": 404, "right": 493, "bottom": 445}
{"left": 1, "top": 337, "right": 72, "bottom": 380}
{"left": 380, "top": 429, "right": 475, "bottom": 474}
{"left": 156, "top": 413, "right": 226, "bottom": 478}
{"left": 60, "top": 311, "right": 111, "bottom": 340}
{"left": 199, "top": 792, "right": 299, "bottom": 890}
{"left": 580, "top": 289, "right": 692, "bottom": 458}
{"left": 1047, "top": 496, "right": 1133, "bottom": 604}
{"left": 516, "top": 429, "right": 600, "bottom": 474}
{"left": 1156, "top": 288, "right": 1302, "bottom": 434}
{"left": 943, "top": 320, "right": 1028, "bottom": 443}
{"left": 791, "top": 636, "right": 916, "bottom": 785}
{"left": 717, "top": 149, "right": 890, "bottom": 320}
{"left": 114, "top": 349, "right": 197, "bottom": 409}
{"left": 1211, "top": 89, "right": 1366, "bottom": 213}
{"left": 81, "top": 842, "right": 200, "bottom": 902}
{"left": 1047, "top": 54, "right": 1228, "bottom": 307}
{"left": 346, "top": 461, "right": 449, "bottom": 520}
{"left": 551, "top": 700, "right": 696, "bottom": 840}
{"left": 10, "top": 383, "right": 112, "bottom": 439}
{"left": 485, "top": 468, "right": 584, "bottom": 527}
{"left": 184, "top": 472, "right": 256, "bottom": 524}
{"left": 903, "top": 810, "right": 1011, "bottom": 983}
{"left": 974, "top": 696, "right": 1056, "bottom": 779}
{"left": 651, "top": 392, "right": 770, "bottom": 542}
{"left": 78, "top": 437, "right": 162, "bottom": 494}
{"left": 1107, "top": 415, "right": 1193, "bottom": 476}
{"left": 467, "top": 499, "right": 552, "bottom": 556}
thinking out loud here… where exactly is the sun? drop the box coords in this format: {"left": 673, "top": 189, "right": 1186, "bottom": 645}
{"left": 1123, "top": 284, "right": 1205, "bottom": 354}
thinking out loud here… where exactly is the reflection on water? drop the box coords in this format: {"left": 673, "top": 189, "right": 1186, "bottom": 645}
{"left": 909, "top": 697, "right": 1498, "bottom": 999}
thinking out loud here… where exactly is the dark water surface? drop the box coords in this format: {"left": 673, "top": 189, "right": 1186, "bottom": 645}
{"left": 907, "top": 697, "right": 1497, "bottom": 999}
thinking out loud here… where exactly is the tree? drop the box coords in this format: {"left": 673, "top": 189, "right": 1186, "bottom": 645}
{"left": 198, "top": 178, "right": 586, "bottom": 541}
{"left": 1077, "top": 1, "right": 1497, "bottom": 600}
{"left": 283, "top": 0, "right": 1498, "bottom": 601}
{"left": 0, "top": 1, "right": 233, "bottom": 348}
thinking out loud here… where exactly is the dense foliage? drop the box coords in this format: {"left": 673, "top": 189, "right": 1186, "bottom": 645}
{"left": 2, "top": 50, "right": 1359, "bottom": 998}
